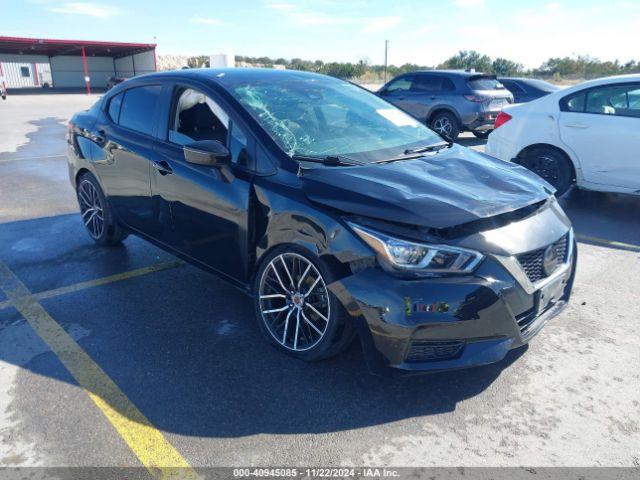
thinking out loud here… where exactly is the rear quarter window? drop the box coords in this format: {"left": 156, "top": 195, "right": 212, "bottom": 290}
{"left": 119, "top": 85, "right": 162, "bottom": 136}
{"left": 560, "top": 91, "right": 586, "bottom": 113}
{"left": 107, "top": 93, "right": 123, "bottom": 123}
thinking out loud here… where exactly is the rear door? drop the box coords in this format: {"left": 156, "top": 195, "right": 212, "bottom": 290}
{"left": 151, "top": 83, "right": 254, "bottom": 283}
{"left": 91, "top": 85, "right": 161, "bottom": 234}
{"left": 407, "top": 74, "right": 457, "bottom": 119}
{"left": 558, "top": 83, "right": 640, "bottom": 189}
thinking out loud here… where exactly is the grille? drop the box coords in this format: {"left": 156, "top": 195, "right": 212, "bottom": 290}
{"left": 405, "top": 340, "right": 464, "bottom": 363}
{"left": 515, "top": 306, "right": 537, "bottom": 335}
{"left": 516, "top": 234, "right": 568, "bottom": 284}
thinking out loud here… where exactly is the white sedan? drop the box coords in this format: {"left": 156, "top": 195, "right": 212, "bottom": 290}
{"left": 486, "top": 74, "right": 640, "bottom": 196}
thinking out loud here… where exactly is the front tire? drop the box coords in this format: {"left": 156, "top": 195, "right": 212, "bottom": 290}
{"left": 430, "top": 111, "right": 460, "bottom": 140}
{"left": 519, "top": 147, "right": 574, "bottom": 197}
{"left": 76, "top": 172, "right": 128, "bottom": 245}
{"left": 254, "top": 246, "right": 354, "bottom": 362}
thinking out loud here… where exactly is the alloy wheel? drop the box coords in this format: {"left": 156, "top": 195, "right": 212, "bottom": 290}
{"left": 77, "top": 179, "right": 105, "bottom": 240}
{"left": 258, "top": 253, "right": 331, "bottom": 352}
{"left": 432, "top": 116, "right": 452, "bottom": 136}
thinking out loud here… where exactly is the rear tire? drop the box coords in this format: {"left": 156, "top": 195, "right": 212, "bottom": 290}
{"left": 430, "top": 111, "right": 460, "bottom": 140}
{"left": 473, "top": 130, "right": 491, "bottom": 139}
{"left": 253, "top": 246, "right": 355, "bottom": 362}
{"left": 76, "top": 172, "right": 128, "bottom": 245}
{"left": 519, "top": 147, "right": 574, "bottom": 197}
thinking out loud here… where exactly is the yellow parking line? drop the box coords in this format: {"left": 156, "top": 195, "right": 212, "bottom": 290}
{"left": 0, "top": 260, "right": 197, "bottom": 479}
{"left": 575, "top": 234, "right": 640, "bottom": 252}
{"left": 0, "top": 260, "right": 183, "bottom": 311}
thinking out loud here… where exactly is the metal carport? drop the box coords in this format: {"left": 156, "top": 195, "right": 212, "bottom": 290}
{"left": 0, "top": 36, "right": 157, "bottom": 94}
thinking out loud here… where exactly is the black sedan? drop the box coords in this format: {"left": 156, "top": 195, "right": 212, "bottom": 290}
{"left": 498, "top": 77, "right": 560, "bottom": 103}
{"left": 67, "top": 68, "right": 576, "bottom": 374}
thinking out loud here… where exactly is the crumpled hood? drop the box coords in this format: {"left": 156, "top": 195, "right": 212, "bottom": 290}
{"left": 300, "top": 146, "right": 553, "bottom": 229}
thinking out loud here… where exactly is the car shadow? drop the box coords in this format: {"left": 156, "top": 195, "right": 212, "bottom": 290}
{"left": 560, "top": 188, "right": 640, "bottom": 249}
{"left": 0, "top": 214, "right": 529, "bottom": 438}
{"left": 456, "top": 136, "right": 487, "bottom": 148}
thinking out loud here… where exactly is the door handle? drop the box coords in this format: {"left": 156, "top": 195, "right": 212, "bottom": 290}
{"left": 152, "top": 160, "right": 173, "bottom": 175}
{"left": 563, "top": 123, "right": 589, "bottom": 129}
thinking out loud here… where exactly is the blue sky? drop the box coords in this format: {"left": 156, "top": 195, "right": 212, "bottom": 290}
{"left": 4, "top": 0, "right": 640, "bottom": 67}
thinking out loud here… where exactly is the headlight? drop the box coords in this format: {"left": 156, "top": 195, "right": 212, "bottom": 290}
{"left": 347, "top": 222, "right": 484, "bottom": 277}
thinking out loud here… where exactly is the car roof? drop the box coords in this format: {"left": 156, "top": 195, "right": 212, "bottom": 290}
{"left": 408, "top": 70, "right": 492, "bottom": 78}
{"left": 546, "top": 74, "right": 640, "bottom": 97}
{"left": 126, "top": 67, "right": 331, "bottom": 86}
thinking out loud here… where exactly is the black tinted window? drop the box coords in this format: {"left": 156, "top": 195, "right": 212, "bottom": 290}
{"left": 412, "top": 75, "right": 442, "bottom": 92}
{"left": 119, "top": 85, "right": 161, "bottom": 136}
{"left": 441, "top": 78, "right": 456, "bottom": 91}
{"left": 501, "top": 81, "right": 525, "bottom": 94}
{"left": 107, "top": 93, "right": 123, "bottom": 123}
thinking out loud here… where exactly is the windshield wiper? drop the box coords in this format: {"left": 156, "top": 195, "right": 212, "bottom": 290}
{"left": 404, "top": 141, "right": 453, "bottom": 155}
{"left": 292, "top": 153, "right": 365, "bottom": 167}
{"left": 371, "top": 141, "right": 454, "bottom": 165}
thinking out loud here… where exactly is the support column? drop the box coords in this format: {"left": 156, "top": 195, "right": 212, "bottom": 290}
{"left": 81, "top": 46, "right": 91, "bottom": 95}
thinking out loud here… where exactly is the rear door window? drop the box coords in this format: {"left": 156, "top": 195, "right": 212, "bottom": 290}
{"left": 119, "top": 85, "right": 162, "bottom": 136}
{"left": 586, "top": 84, "right": 640, "bottom": 118}
{"left": 411, "top": 75, "right": 443, "bottom": 92}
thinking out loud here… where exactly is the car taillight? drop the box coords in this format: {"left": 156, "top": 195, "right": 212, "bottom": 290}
{"left": 463, "top": 94, "right": 489, "bottom": 103}
{"left": 494, "top": 112, "right": 512, "bottom": 129}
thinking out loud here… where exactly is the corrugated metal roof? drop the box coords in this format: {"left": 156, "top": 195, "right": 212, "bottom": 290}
{"left": 0, "top": 36, "right": 156, "bottom": 58}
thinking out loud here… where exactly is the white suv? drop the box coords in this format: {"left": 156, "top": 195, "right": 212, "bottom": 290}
{"left": 486, "top": 74, "right": 640, "bottom": 196}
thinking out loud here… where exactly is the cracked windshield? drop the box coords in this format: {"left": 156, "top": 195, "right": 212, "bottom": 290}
{"left": 229, "top": 75, "right": 441, "bottom": 159}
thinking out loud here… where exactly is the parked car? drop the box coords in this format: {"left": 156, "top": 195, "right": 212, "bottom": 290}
{"left": 106, "top": 76, "right": 127, "bottom": 90}
{"left": 487, "top": 74, "right": 640, "bottom": 196}
{"left": 498, "top": 77, "right": 560, "bottom": 103}
{"left": 67, "top": 69, "right": 575, "bottom": 374}
{"left": 377, "top": 70, "right": 514, "bottom": 140}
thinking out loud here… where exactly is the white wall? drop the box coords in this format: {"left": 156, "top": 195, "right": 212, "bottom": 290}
{"left": 50, "top": 55, "right": 115, "bottom": 88}
{"left": 0, "top": 54, "right": 51, "bottom": 88}
{"left": 114, "top": 51, "right": 155, "bottom": 78}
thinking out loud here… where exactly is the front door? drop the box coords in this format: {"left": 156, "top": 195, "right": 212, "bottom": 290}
{"left": 151, "top": 85, "right": 253, "bottom": 283}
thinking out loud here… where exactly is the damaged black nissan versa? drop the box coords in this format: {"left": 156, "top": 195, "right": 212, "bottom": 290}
{"left": 67, "top": 69, "right": 576, "bottom": 374}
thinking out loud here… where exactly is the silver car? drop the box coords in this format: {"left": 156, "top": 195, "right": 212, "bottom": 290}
{"left": 378, "top": 70, "right": 514, "bottom": 140}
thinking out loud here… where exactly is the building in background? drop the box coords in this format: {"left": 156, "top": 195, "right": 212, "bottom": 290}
{"left": 0, "top": 36, "right": 156, "bottom": 93}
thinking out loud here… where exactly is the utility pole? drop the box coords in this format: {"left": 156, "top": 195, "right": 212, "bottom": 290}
{"left": 384, "top": 39, "right": 390, "bottom": 83}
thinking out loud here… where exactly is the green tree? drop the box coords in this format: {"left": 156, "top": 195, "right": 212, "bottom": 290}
{"left": 438, "top": 50, "right": 492, "bottom": 72}
{"left": 491, "top": 58, "right": 523, "bottom": 76}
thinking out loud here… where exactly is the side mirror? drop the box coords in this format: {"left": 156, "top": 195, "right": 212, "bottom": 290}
{"left": 183, "top": 140, "right": 230, "bottom": 167}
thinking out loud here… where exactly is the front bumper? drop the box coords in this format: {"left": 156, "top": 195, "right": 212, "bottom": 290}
{"left": 330, "top": 235, "right": 576, "bottom": 375}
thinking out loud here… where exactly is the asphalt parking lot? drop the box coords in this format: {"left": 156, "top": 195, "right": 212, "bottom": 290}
{"left": 0, "top": 94, "right": 639, "bottom": 472}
